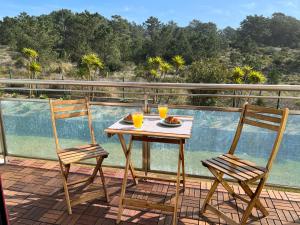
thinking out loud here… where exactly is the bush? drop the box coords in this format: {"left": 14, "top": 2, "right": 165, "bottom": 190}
{"left": 185, "top": 58, "right": 230, "bottom": 106}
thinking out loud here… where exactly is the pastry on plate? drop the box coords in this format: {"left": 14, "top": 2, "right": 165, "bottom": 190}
{"left": 165, "top": 116, "right": 180, "bottom": 124}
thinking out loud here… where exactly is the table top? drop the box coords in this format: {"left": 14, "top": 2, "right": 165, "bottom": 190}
{"left": 105, "top": 115, "right": 194, "bottom": 139}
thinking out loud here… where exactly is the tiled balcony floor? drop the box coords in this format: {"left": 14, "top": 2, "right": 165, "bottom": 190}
{"left": 1, "top": 157, "right": 300, "bottom": 225}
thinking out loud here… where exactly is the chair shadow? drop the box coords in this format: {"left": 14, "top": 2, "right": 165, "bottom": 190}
{"left": 1, "top": 163, "right": 185, "bottom": 225}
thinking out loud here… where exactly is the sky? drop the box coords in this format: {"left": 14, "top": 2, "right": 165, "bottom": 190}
{"left": 0, "top": 0, "right": 299, "bottom": 28}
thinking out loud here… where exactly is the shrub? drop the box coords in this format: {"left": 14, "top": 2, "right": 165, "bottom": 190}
{"left": 185, "top": 58, "right": 230, "bottom": 106}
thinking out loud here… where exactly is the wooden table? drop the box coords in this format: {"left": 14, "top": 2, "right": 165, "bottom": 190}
{"left": 105, "top": 115, "right": 193, "bottom": 225}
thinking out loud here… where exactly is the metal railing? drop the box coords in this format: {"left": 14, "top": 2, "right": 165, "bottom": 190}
{"left": 1, "top": 79, "right": 300, "bottom": 190}
{"left": 1, "top": 79, "right": 300, "bottom": 111}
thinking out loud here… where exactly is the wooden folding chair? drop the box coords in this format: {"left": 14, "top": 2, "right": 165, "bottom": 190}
{"left": 200, "top": 103, "right": 289, "bottom": 225}
{"left": 49, "top": 98, "right": 109, "bottom": 214}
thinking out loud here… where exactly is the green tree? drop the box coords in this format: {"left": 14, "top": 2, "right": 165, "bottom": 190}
{"left": 187, "top": 20, "right": 223, "bottom": 59}
{"left": 230, "top": 66, "right": 266, "bottom": 84}
{"left": 80, "top": 53, "right": 104, "bottom": 81}
{"left": 22, "top": 48, "right": 42, "bottom": 79}
{"left": 22, "top": 48, "right": 42, "bottom": 96}
{"left": 230, "top": 66, "right": 266, "bottom": 105}
{"left": 268, "top": 68, "right": 280, "bottom": 84}
{"left": 270, "top": 13, "right": 300, "bottom": 48}
{"left": 160, "top": 61, "right": 172, "bottom": 77}
{"left": 238, "top": 15, "right": 271, "bottom": 45}
{"left": 172, "top": 55, "right": 185, "bottom": 75}
{"left": 185, "top": 59, "right": 230, "bottom": 105}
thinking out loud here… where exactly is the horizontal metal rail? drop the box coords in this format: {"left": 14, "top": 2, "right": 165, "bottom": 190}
{"left": 3, "top": 87, "right": 300, "bottom": 100}
{"left": 1, "top": 78, "right": 300, "bottom": 91}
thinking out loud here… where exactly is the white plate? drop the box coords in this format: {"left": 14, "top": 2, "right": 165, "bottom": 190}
{"left": 122, "top": 118, "right": 133, "bottom": 124}
{"left": 159, "top": 119, "right": 182, "bottom": 127}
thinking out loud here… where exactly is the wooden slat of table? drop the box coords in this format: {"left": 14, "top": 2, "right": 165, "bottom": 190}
{"left": 105, "top": 115, "right": 193, "bottom": 139}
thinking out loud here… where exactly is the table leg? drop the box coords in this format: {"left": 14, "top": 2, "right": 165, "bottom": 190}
{"left": 180, "top": 141, "right": 186, "bottom": 191}
{"left": 118, "top": 134, "right": 138, "bottom": 185}
{"left": 172, "top": 139, "right": 183, "bottom": 225}
{"left": 117, "top": 136, "right": 133, "bottom": 224}
{"left": 142, "top": 141, "right": 150, "bottom": 177}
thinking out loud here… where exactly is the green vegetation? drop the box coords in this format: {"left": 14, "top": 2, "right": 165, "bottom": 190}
{"left": 185, "top": 59, "right": 230, "bottom": 105}
{"left": 79, "top": 53, "right": 104, "bottom": 81}
{"left": 0, "top": 10, "right": 300, "bottom": 105}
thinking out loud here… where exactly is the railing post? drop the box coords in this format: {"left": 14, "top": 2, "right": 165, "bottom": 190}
{"left": 277, "top": 91, "right": 281, "bottom": 109}
{"left": 142, "top": 92, "right": 151, "bottom": 174}
{"left": 0, "top": 100, "right": 7, "bottom": 164}
{"left": 143, "top": 93, "right": 150, "bottom": 114}
{"left": 122, "top": 76, "right": 125, "bottom": 100}
{"left": 232, "top": 90, "right": 236, "bottom": 107}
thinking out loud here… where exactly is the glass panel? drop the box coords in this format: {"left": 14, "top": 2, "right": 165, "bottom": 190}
{"left": 1, "top": 100, "right": 142, "bottom": 168}
{"left": 2, "top": 100, "right": 300, "bottom": 187}
{"left": 150, "top": 107, "right": 300, "bottom": 187}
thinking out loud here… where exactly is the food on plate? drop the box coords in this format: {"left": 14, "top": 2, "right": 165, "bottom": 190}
{"left": 165, "top": 116, "right": 180, "bottom": 124}
{"left": 124, "top": 114, "right": 133, "bottom": 121}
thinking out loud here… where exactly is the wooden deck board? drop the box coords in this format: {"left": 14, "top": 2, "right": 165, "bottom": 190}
{"left": 1, "top": 156, "right": 300, "bottom": 225}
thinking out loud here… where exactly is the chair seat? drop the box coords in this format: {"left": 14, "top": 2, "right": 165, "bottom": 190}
{"left": 58, "top": 144, "right": 109, "bottom": 165}
{"left": 202, "top": 154, "right": 266, "bottom": 182}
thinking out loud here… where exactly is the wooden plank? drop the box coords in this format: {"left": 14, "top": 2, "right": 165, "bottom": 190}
{"left": 105, "top": 128, "right": 191, "bottom": 139}
{"left": 59, "top": 145, "right": 106, "bottom": 158}
{"left": 218, "top": 156, "right": 264, "bottom": 177}
{"left": 214, "top": 157, "right": 259, "bottom": 178}
{"left": 123, "top": 198, "right": 174, "bottom": 212}
{"left": 59, "top": 145, "right": 98, "bottom": 154}
{"left": 61, "top": 151, "right": 105, "bottom": 164}
{"left": 245, "top": 111, "right": 281, "bottom": 123}
{"left": 59, "top": 149, "right": 107, "bottom": 161}
{"left": 55, "top": 111, "right": 88, "bottom": 119}
{"left": 135, "top": 174, "right": 183, "bottom": 183}
{"left": 265, "top": 108, "right": 289, "bottom": 171}
{"left": 202, "top": 160, "right": 247, "bottom": 181}
{"left": 224, "top": 154, "right": 266, "bottom": 172}
{"left": 219, "top": 155, "right": 264, "bottom": 176}
{"left": 246, "top": 104, "right": 283, "bottom": 115}
{"left": 52, "top": 99, "right": 86, "bottom": 106}
{"left": 208, "top": 158, "right": 253, "bottom": 180}
{"left": 243, "top": 118, "right": 279, "bottom": 131}
{"left": 61, "top": 151, "right": 103, "bottom": 164}
{"left": 53, "top": 104, "right": 87, "bottom": 113}
{"left": 132, "top": 136, "right": 183, "bottom": 144}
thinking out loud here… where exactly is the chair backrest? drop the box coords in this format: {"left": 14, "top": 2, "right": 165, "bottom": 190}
{"left": 49, "top": 98, "right": 96, "bottom": 152}
{"left": 228, "top": 103, "right": 289, "bottom": 172}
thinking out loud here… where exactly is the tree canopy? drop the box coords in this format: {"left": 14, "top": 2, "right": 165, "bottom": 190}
{"left": 0, "top": 10, "right": 300, "bottom": 82}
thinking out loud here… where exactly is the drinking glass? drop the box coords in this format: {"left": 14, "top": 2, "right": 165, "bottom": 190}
{"left": 158, "top": 104, "right": 168, "bottom": 119}
{"left": 132, "top": 112, "right": 144, "bottom": 129}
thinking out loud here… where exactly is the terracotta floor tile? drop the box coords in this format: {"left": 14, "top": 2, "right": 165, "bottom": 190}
{"left": 1, "top": 157, "right": 300, "bottom": 225}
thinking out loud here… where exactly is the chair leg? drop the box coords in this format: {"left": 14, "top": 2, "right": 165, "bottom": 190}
{"left": 200, "top": 177, "right": 220, "bottom": 213}
{"left": 59, "top": 162, "right": 72, "bottom": 214}
{"left": 239, "top": 181, "right": 269, "bottom": 217}
{"left": 88, "top": 157, "right": 103, "bottom": 184}
{"left": 240, "top": 178, "right": 266, "bottom": 225}
{"left": 98, "top": 163, "right": 110, "bottom": 202}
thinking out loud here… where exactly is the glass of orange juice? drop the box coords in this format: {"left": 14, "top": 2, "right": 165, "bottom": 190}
{"left": 158, "top": 104, "right": 168, "bottom": 119}
{"left": 132, "top": 112, "right": 144, "bottom": 129}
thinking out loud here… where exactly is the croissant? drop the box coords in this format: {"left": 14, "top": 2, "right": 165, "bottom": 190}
{"left": 165, "top": 116, "right": 180, "bottom": 124}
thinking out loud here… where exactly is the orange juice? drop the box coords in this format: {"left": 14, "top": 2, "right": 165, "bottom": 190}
{"left": 158, "top": 105, "right": 168, "bottom": 119}
{"left": 132, "top": 112, "right": 143, "bottom": 129}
